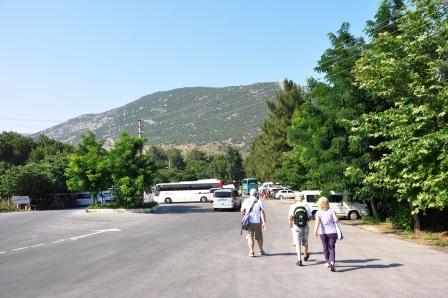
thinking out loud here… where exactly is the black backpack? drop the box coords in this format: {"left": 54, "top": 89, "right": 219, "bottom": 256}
{"left": 293, "top": 206, "right": 308, "bottom": 227}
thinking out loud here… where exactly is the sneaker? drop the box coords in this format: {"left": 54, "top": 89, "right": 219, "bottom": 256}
{"left": 259, "top": 250, "right": 266, "bottom": 256}
{"left": 249, "top": 252, "right": 255, "bottom": 257}
{"left": 330, "top": 263, "right": 336, "bottom": 272}
{"left": 304, "top": 253, "right": 310, "bottom": 261}
{"left": 296, "top": 260, "right": 303, "bottom": 266}
{"left": 325, "top": 263, "right": 330, "bottom": 268}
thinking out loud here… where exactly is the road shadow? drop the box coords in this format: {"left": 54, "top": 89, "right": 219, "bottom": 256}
{"left": 262, "top": 252, "right": 296, "bottom": 256}
{"left": 336, "top": 263, "right": 403, "bottom": 272}
{"left": 338, "top": 258, "right": 380, "bottom": 263}
{"left": 155, "top": 204, "right": 213, "bottom": 214}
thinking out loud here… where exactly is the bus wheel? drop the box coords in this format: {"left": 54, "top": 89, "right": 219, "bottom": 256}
{"left": 200, "top": 196, "right": 207, "bottom": 203}
{"left": 165, "top": 198, "right": 172, "bottom": 204}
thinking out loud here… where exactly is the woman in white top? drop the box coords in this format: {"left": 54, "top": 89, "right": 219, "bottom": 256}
{"left": 313, "top": 196, "right": 338, "bottom": 272}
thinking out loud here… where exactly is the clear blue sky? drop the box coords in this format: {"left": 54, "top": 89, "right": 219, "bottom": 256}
{"left": 0, "top": 0, "right": 380, "bottom": 134}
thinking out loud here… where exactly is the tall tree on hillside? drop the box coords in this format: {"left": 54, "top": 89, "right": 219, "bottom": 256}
{"left": 286, "top": 23, "right": 367, "bottom": 194}
{"left": 245, "top": 80, "right": 304, "bottom": 181}
{"left": 352, "top": 0, "right": 448, "bottom": 231}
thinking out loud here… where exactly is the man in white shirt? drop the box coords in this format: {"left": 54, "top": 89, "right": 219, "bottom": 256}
{"left": 288, "top": 193, "right": 313, "bottom": 266}
{"left": 241, "top": 188, "right": 267, "bottom": 257}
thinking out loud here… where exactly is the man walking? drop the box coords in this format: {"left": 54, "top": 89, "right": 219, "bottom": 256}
{"left": 288, "top": 193, "right": 313, "bottom": 266}
{"left": 241, "top": 188, "right": 267, "bottom": 257}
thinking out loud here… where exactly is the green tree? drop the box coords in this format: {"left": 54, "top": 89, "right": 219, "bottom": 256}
{"left": 0, "top": 155, "right": 68, "bottom": 198}
{"left": 224, "top": 145, "right": 245, "bottom": 184}
{"left": 28, "top": 135, "right": 73, "bottom": 163}
{"left": 108, "top": 132, "right": 155, "bottom": 207}
{"left": 245, "top": 79, "right": 304, "bottom": 181}
{"left": 352, "top": 0, "right": 448, "bottom": 230}
{"left": 65, "top": 131, "right": 111, "bottom": 202}
{"left": 166, "top": 148, "right": 185, "bottom": 170}
{"left": 286, "top": 23, "right": 366, "bottom": 194}
{"left": 0, "top": 131, "right": 34, "bottom": 166}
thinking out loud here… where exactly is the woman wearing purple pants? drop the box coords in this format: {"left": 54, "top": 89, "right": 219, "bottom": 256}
{"left": 313, "top": 196, "right": 339, "bottom": 272}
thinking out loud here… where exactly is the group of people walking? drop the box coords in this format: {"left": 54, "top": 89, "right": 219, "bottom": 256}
{"left": 240, "top": 189, "right": 339, "bottom": 272}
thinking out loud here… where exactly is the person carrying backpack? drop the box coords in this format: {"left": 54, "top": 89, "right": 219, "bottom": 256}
{"left": 288, "top": 193, "right": 313, "bottom": 266}
{"left": 241, "top": 188, "right": 267, "bottom": 257}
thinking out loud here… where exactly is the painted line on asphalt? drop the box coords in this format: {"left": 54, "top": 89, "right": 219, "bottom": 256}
{"left": 1, "top": 228, "right": 122, "bottom": 256}
{"left": 11, "top": 247, "right": 29, "bottom": 252}
{"left": 30, "top": 243, "right": 45, "bottom": 248}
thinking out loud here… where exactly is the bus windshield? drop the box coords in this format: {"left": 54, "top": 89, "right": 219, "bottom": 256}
{"left": 242, "top": 178, "right": 258, "bottom": 195}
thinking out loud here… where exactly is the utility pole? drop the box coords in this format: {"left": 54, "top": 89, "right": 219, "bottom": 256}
{"left": 137, "top": 120, "right": 143, "bottom": 138}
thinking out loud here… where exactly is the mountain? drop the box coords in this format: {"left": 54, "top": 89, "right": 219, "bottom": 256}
{"left": 37, "top": 82, "right": 282, "bottom": 150}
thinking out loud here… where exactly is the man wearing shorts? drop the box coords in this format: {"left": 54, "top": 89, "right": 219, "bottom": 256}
{"left": 288, "top": 193, "right": 313, "bottom": 265}
{"left": 241, "top": 188, "right": 267, "bottom": 257}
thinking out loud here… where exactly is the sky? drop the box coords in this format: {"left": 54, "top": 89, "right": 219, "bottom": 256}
{"left": 0, "top": 0, "right": 380, "bottom": 134}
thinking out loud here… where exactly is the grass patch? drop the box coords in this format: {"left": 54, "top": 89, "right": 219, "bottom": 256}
{"left": 361, "top": 216, "right": 381, "bottom": 224}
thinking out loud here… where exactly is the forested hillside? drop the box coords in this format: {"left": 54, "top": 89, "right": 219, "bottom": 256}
{"left": 37, "top": 82, "right": 280, "bottom": 149}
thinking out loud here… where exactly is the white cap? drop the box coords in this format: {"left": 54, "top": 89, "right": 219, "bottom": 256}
{"left": 250, "top": 188, "right": 258, "bottom": 196}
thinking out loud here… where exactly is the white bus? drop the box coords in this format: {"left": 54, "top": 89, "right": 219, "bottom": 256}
{"left": 154, "top": 179, "right": 222, "bottom": 204}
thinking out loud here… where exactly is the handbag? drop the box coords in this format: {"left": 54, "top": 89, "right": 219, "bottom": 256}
{"left": 331, "top": 209, "right": 343, "bottom": 240}
{"left": 240, "top": 199, "right": 257, "bottom": 235}
{"left": 335, "top": 222, "right": 343, "bottom": 240}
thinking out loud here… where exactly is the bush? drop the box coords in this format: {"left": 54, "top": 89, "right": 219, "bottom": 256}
{"left": 390, "top": 208, "right": 413, "bottom": 231}
{"left": 0, "top": 200, "right": 9, "bottom": 212}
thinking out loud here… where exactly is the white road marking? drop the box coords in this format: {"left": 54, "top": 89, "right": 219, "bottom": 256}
{"left": 30, "top": 243, "right": 45, "bottom": 248}
{"left": 69, "top": 228, "right": 122, "bottom": 240}
{"left": 11, "top": 247, "right": 29, "bottom": 251}
{"left": 2, "top": 228, "right": 122, "bottom": 256}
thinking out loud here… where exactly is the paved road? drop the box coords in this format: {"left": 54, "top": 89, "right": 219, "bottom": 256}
{"left": 0, "top": 200, "right": 447, "bottom": 298}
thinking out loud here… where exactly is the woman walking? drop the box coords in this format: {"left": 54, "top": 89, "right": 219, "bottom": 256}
{"left": 313, "top": 196, "right": 339, "bottom": 272}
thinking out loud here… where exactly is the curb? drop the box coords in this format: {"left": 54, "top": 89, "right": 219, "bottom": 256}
{"left": 86, "top": 205, "right": 160, "bottom": 214}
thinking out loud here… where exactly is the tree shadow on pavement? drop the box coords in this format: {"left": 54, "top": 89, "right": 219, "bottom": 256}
{"left": 155, "top": 205, "right": 213, "bottom": 214}
{"left": 263, "top": 252, "right": 297, "bottom": 256}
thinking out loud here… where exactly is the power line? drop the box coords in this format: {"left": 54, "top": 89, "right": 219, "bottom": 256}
{"left": 0, "top": 118, "right": 62, "bottom": 123}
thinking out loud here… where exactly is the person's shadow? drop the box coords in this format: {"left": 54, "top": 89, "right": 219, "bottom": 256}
{"left": 333, "top": 258, "right": 403, "bottom": 272}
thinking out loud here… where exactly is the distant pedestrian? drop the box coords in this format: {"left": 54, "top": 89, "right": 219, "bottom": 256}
{"left": 241, "top": 188, "right": 267, "bottom": 257}
{"left": 313, "top": 196, "right": 339, "bottom": 272}
{"left": 288, "top": 193, "right": 313, "bottom": 266}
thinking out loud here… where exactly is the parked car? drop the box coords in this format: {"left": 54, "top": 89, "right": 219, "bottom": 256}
{"left": 208, "top": 188, "right": 221, "bottom": 203}
{"left": 97, "top": 189, "right": 115, "bottom": 205}
{"left": 213, "top": 189, "right": 241, "bottom": 211}
{"left": 274, "top": 189, "right": 296, "bottom": 200}
{"left": 75, "top": 192, "right": 94, "bottom": 206}
{"left": 300, "top": 190, "right": 370, "bottom": 220}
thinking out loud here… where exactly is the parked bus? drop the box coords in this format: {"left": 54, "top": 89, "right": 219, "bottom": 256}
{"left": 241, "top": 178, "right": 258, "bottom": 195}
{"left": 153, "top": 179, "right": 222, "bottom": 204}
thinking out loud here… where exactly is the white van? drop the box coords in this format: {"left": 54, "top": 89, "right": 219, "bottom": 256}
{"left": 97, "top": 189, "right": 115, "bottom": 205}
{"left": 300, "top": 190, "right": 370, "bottom": 220}
{"left": 75, "top": 192, "right": 94, "bottom": 206}
{"left": 212, "top": 189, "right": 241, "bottom": 211}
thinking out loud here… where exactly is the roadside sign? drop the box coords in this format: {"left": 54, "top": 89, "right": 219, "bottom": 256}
{"left": 12, "top": 196, "right": 30, "bottom": 205}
